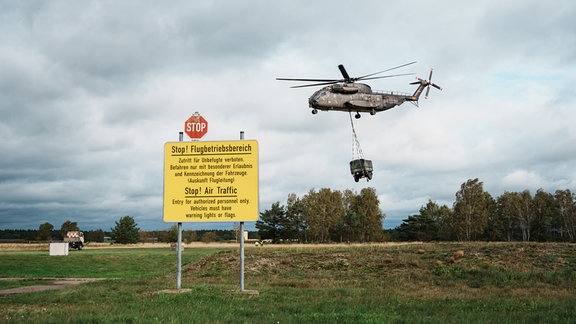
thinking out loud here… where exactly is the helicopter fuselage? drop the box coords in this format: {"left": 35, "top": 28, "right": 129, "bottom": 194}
{"left": 277, "top": 63, "right": 440, "bottom": 118}
{"left": 308, "top": 81, "right": 427, "bottom": 116}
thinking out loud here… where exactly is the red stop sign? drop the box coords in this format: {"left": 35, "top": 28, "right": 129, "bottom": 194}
{"left": 184, "top": 114, "right": 208, "bottom": 139}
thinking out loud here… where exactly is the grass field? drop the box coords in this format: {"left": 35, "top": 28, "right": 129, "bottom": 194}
{"left": 1, "top": 242, "right": 575, "bottom": 323}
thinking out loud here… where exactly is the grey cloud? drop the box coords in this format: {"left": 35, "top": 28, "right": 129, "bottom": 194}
{"left": 1, "top": 1, "right": 575, "bottom": 230}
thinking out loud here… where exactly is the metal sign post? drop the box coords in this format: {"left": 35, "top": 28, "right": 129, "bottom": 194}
{"left": 177, "top": 222, "right": 182, "bottom": 289}
{"left": 240, "top": 221, "right": 245, "bottom": 291}
{"left": 239, "top": 131, "right": 245, "bottom": 292}
{"left": 177, "top": 131, "right": 184, "bottom": 290}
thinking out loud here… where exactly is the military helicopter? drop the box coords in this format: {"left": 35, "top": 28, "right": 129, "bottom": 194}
{"left": 277, "top": 62, "right": 442, "bottom": 118}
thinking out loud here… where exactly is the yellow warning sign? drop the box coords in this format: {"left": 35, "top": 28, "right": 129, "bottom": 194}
{"left": 163, "top": 140, "right": 259, "bottom": 222}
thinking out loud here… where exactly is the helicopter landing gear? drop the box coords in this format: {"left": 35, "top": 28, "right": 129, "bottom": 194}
{"left": 311, "top": 109, "right": 318, "bottom": 115}
{"left": 355, "top": 112, "right": 361, "bottom": 119}
{"left": 370, "top": 110, "right": 376, "bottom": 115}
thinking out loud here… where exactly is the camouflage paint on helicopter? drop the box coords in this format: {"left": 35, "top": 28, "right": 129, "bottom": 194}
{"left": 278, "top": 62, "right": 442, "bottom": 119}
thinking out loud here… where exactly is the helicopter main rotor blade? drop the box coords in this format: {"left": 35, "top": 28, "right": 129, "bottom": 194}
{"left": 276, "top": 77, "right": 340, "bottom": 82}
{"left": 289, "top": 81, "right": 339, "bottom": 88}
{"left": 338, "top": 65, "right": 351, "bottom": 82}
{"left": 359, "top": 73, "right": 415, "bottom": 81}
{"left": 277, "top": 61, "right": 418, "bottom": 88}
{"left": 356, "top": 61, "right": 417, "bottom": 80}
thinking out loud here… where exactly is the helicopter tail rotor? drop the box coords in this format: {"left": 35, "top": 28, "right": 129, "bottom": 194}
{"left": 411, "top": 68, "right": 443, "bottom": 99}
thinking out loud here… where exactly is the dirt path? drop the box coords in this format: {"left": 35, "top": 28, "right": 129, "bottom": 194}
{"left": 0, "top": 278, "right": 105, "bottom": 296}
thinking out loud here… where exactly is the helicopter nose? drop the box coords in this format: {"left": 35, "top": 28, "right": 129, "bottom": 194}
{"left": 308, "top": 97, "right": 317, "bottom": 107}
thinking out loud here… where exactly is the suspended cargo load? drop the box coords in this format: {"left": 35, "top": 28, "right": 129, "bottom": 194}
{"left": 350, "top": 158, "right": 373, "bottom": 182}
{"left": 348, "top": 112, "right": 373, "bottom": 182}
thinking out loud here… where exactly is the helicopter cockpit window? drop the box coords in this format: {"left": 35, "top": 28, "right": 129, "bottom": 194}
{"left": 311, "top": 89, "right": 325, "bottom": 101}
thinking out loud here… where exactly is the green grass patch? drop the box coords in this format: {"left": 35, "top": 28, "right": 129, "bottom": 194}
{"left": 1, "top": 243, "right": 575, "bottom": 323}
{"left": 0, "top": 248, "right": 217, "bottom": 279}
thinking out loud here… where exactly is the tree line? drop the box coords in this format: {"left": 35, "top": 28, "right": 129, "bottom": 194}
{"left": 256, "top": 187, "right": 385, "bottom": 243}
{"left": 256, "top": 179, "right": 575, "bottom": 243}
{"left": 0, "top": 216, "right": 248, "bottom": 244}
{"left": 0, "top": 221, "right": 107, "bottom": 243}
{"left": 393, "top": 178, "right": 576, "bottom": 242}
{"left": 3, "top": 178, "right": 574, "bottom": 244}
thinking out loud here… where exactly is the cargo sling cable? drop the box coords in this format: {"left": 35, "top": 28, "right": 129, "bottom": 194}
{"left": 349, "top": 112, "right": 373, "bottom": 182}
{"left": 349, "top": 111, "right": 364, "bottom": 160}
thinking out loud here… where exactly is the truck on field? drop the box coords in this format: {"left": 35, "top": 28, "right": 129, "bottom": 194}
{"left": 63, "top": 231, "right": 84, "bottom": 250}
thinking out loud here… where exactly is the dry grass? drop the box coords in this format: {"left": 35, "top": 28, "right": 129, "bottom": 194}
{"left": 183, "top": 242, "right": 576, "bottom": 299}
{"left": 0, "top": 243, "right": 50, "bottom": 251}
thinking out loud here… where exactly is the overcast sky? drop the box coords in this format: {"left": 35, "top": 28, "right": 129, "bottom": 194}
{"left": 1, "top": 0, "right": 575, "bottom": 231}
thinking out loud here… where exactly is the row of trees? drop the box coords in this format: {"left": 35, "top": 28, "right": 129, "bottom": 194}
{"left": 0, "top": 217, "right": 139, "bottom": 244}
{"left": 1, "top": 216, "right": 241, "bottom": 244}
{"left": 5, "top": 178, "right": 574, "bottom": 244}
{"left": 91, "top": 216, "right": 241, "bottom": 243}
{"left": 256, "top": 188, "right": 385, "bottom": 243}
{"left": 256, "top": 179, "right": 576, "bottom": 243}
{"left": 36, "top": 220, "right": 106, "bottom": 242}
{"left": 395, "top": 178, "right": 576, "bottom": 242}
{"left": 139, "top": 227, "right": 239, "bottom": 243}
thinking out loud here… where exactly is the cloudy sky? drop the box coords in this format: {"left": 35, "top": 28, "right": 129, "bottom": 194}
{"left": 1, "top": 0, "right": 575, "bottom": 231}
